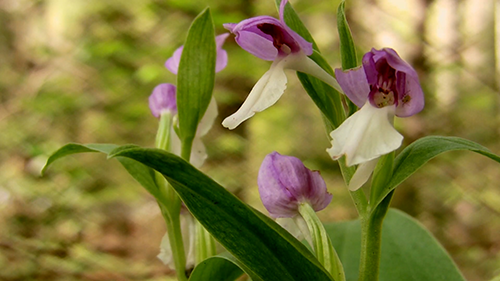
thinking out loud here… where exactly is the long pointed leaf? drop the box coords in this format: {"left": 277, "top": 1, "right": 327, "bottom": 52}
{"left": 177, "top": 8, "right": 216, "bottom": 143}
{"left": 373, "top": 136, "right": 500, "bottom": 209}
{"left": 110, "top": 146, "right": 333, "bottom": 281}
{"left": 42, "top": 143, "right": 161, "bottom": 200}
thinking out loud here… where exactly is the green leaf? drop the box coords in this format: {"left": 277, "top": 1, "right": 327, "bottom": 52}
{"left": 276, "top": 0, "right": 345, "bottom": 128}
{"left": 189, "top": 252, "right": 264, "bottom": 281}
{"left": 42, "top": 143, "right": 118, "bottom": 175}
{"left": 110, "top": 146, "right": 333, "bottom": 281}
{"left": 42, "top": 143, "right": 162, "bottom": 200}
{"left": 336, "top": 1, "right": 358, "bottom": 115}
{"left": 372, "top": 136, "right": 500, "bottom": 210}
{"left": 177, "top": 8, "right": 216, "bottom": 149}
{"left": 189, "top": 255, "right": 244, "bottom": 281}
{"left": 337, "top": 1, "right": 357, "bottom": 70}
{"left": 326, "top": 209, "right": 465, "bottom": 281}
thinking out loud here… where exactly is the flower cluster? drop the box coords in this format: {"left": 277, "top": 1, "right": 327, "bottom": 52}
{"left": 223, "top": 1, "right": 424, "bottom": 192}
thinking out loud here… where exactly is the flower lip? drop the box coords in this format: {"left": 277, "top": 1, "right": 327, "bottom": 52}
{"left": 258, "top": 151, "right": 332, "bottom": 218}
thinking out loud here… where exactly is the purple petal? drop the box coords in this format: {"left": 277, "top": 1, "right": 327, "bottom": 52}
{"left": 224, "top": 13, "right": 312, "bottom": 61}
{"left": 361, "top": 51, "right": 378, "bottom": 86}
{"left": 364, "top": 48, "right": 424, "bottom": 117}
{"left": 279, "top": 0, "right": 288, "bottom": 22}
{"left": 149, "top": 83, "right": 177, "bottom": 118}
{"left": 278, "top": 0, "right": 313, "bottom": 56}
{"left": 335, "top": 67, "right": 370, "bottom": 108}
{"left": 215, "top": 33, "right": 230, "bottom": 72}
{"left": 258, "top": 152, "right": 298, "bottom": 218}
{"left": 258, "top": 152, "right": 332, "bottom": 218}
{"left": 166, "top": 33, "right": 230, "bottom": 74}
{"left": 165, "top": 46, "right": 183, "bottom": 75}
{"left": 216, "top": 33, "right": 230, "bottom": 48}
{"left": 236, "top": 30, "right": 278, "bottom": 61}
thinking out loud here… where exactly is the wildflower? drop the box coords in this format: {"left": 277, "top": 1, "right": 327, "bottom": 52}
{"left": 327, "top": 48, "right": 424, "bottom": 190}
{"left": 222, "top": 0, "right": 342, "bottom": 129}
{"left": 258, "top": 151, "right": 332, "bottom": 218}
{"left": 165, "top": 33, "right": 230, "bottom": 75}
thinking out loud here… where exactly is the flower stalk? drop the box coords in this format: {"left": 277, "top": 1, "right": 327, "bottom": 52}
{"left": 298, "top": 203, "right": 345, "bottom": 281}
{"left": 358, "top": 190, "right": 394, "bottom": 281}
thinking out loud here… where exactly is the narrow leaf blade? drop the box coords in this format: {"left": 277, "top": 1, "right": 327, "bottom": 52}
{"left": 276, "top": 0, "right": 345, "bottom": 128}
{"left": 337, "top": 1, "right": 358, "bottom": 115}
{"left": 373, "top": 136, "right": 500, "bottom": 209}
{"left": 337, "top": 1, "right": 357, "bottom": 70}
{"left": 42, "top": 143, "right": 118, "bottom": 175}
{"left": 110, "top": 147, "right": 333, "bottom": 281}
{"left": 177, "top": 8, "right": 216, "bottom": 142}
{"left": 42, "top": 143, "right": 161, "bottom": 200}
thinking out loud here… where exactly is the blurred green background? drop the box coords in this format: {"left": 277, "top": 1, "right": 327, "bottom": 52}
{"left": 1, "top": 0, "right": 499, "bottom": 280}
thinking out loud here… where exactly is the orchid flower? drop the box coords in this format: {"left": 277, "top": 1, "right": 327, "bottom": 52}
{"left": 327, "top": 48, "right": 424, "bottom": 191}
{"left": 165, "top": 33, "right": 230, "bottom": 75}
{"left": 149, "top": 83, "right": 218, "bottom": 168}
{"left": 221, "top": 0, "right": 342, "bottom": 130}
{"left": 258, "top": 151, "right": 332, "bottom": 218}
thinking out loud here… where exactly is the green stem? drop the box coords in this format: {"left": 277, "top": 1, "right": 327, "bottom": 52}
{"left": 181, "top": 136, "right": 194, "bottom": 162}
{"left": 358, "top": 190, "right": 394, "bottom": 281}
{"left": 160, "top": 202, "right": 188, "bottom": 281}
{"left": 338, "top": 158, "right": 368, "bottom": 216}
{"left": 156, "top": 113, "right": 172, "bottom": 150}
{"left": 155, "top": 112, "right": 187, "bottom": 280}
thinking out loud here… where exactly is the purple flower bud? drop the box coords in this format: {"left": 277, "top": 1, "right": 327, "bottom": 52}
{"left": 223, "top": 0, "right": 312, "bottom": 61}
{"left": 149, "top": 83, "right": 177, "bottom": 118}
{"left": 258, "top": 152, "right": 332, "bottom": 218}
{"left": 165, "top": 33, "right": 230, "bottom": 74}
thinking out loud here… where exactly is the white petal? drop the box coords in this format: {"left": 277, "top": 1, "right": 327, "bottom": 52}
{"left": 170, "top": 130, "right": 207, "bottom": 168}
{"left": 157, "top": 232, "right": 173, "bottom": 266}
{"left": 327, "top": 102, "right": 403, "bottom": 166}
{"left": 197, "top": 97, "right": 218, "bottom": 137}
{"left": 222, "top": 60, "right": 288, "bottom": 130}
{"left": 348, "top": 158, "right": 379, "bottom": 191}
{"left": 157, "top": 214, "right": 196, "bottom": 269}
{"left": 284, "top": 53, "right": 343, "bottom": 94}
{"left": 170, "top": 127, "right": 182, "bottom": 156}
{"left": 189, "top": 137, "right": 207, "bottom": 168}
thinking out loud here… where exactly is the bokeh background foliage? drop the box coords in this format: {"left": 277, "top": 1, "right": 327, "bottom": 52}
{"left": 1, "top": 0, "right": 499, "bottom": 280}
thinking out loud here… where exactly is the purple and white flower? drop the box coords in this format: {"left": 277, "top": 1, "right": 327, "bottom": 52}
{"left": 258, "top": 151, "right": 332, "bottom": 218}
{"left": 327, "top": 48, "right": 424, "bottom": 190}
{"left": 221, "top": 0, "right": 342, "bottom": 129}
